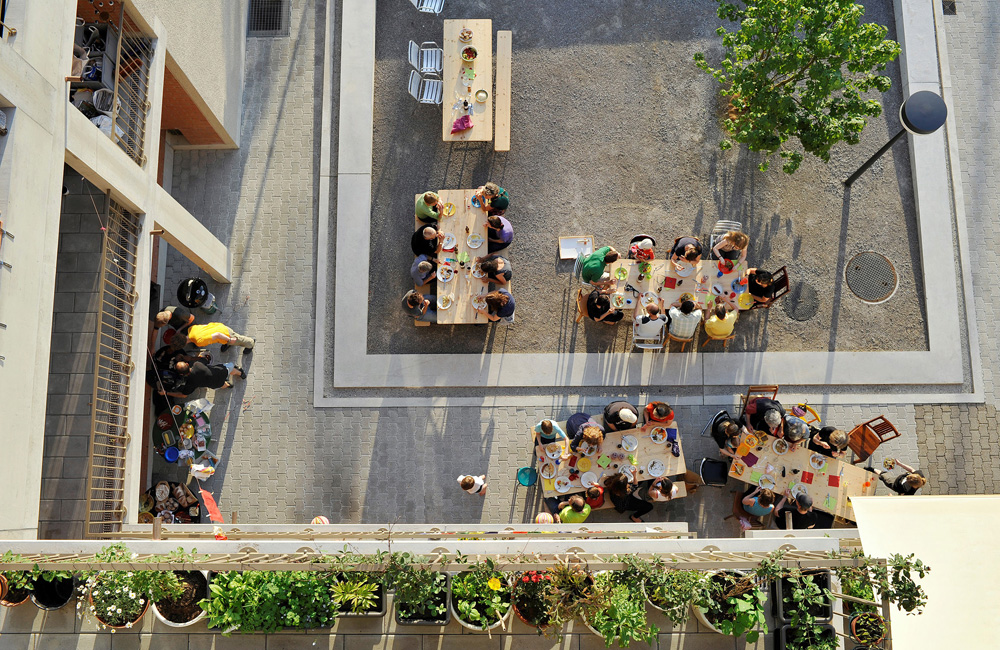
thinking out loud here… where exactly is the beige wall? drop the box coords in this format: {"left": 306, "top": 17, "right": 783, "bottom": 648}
{"left": 129, "top": 0, "right": 248, "bottom": 146}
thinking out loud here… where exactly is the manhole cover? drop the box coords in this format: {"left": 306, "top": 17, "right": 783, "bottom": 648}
{"left": 845, "top": 252, "right": 898, "bottom": 304}
{"left": 783, "top": 281, "right": 820, "bottom": 321}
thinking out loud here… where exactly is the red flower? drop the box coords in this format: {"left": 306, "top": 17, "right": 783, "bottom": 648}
{"left": 532, "top": 575, "right": 540, "bottom": 582}
{"left": 522, "top": 576, "right": 529, "bottom": 582}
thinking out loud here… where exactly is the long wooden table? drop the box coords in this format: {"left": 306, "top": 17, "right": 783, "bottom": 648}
{"left": 429, "top": 189, "right": 489, "bottom": 325}
{"left": 533, "top": 417, "right": 688, "bottom": 507}
{"left": 443, "top": 19, "right": 493, "bottom": 142}
{"left": 726, "top": 430, "right": 878, "bottom": 521}
{"left": 608, "top": 258, "right": 750, "bottom": 314}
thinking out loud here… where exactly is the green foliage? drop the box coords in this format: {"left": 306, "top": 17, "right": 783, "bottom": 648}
{"left": 696, "top": 550, "right": 785, "bottom": 642}
{"left": 588, "top": 571, "right": 659, "bottom": 648}
{"left": 77, "top": 544, "right": 183, "bottom": 629}
{"left": 646, "top": 568, "right": 711, "bottom": 627}
{"left": 695, "top": 0, "right": 901, "bottom": 173}
{"left": 851, "top": 612, "right": 886, "bottom": 645}
{"left": 542, "top": 564, "right": 609, "bottom": 639}
{"left": 450, "top": 560, "right": 511, "bottom": 629}
{"left": 1, "top": 551, "right": 73, "bottom": 594}
{"left": 200, "top": 571, "right": 336, "bottom": 634}
{"left": 833, "top": 551, "right": 930, "bottom": 615}
{"left": 783, "top": 573, "right": 836, "bottom": 650}
{"left": 394, "top": 567, "right": 449, "bottom": 622}
{"left": 330, "top": 573, "right": 380, "bottom": 614}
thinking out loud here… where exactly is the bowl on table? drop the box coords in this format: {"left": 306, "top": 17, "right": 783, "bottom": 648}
{"left": 461, "top": 46, "right": 478, "bottom": 62}
{"left": 475, "top": 89, "right": 489, "bottom": 103}
{"left": 459, "top": 28, "right": 474, "bottom": 42}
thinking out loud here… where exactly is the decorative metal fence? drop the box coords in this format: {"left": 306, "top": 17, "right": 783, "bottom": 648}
{"left": 109, "top": 11, "right": 153, "bottom": 165}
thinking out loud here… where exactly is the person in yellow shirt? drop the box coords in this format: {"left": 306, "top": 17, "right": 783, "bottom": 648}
{"left": 704, "top": 304, "right": 738, "bottom": 339}
{"left": 183, "top": 322, "right": 255, "bottom": 353}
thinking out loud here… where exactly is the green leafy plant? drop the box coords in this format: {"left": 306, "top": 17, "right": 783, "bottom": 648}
{"left": 694, "top": 0, "right": 901, "bottom": 173}
{"left": 394, "top": 566, "right": 449, "bottom": 622}
{"left": 645, "top": 564, "right": 711, "bottom": 627}
{"left": 850, "top": 611, "right": 886, "bottom": 645}
{"left": 542, "top": 563, "right": 609, "bottom": 639}
{"left": 450, "top": 559, "right": 511, "bottom": 629}
{"left": 588, "top": 571, "right": 658, "bottom": 648}
{"left": 834, "top": 551, "right": 930, "bottom": 615}
{"left": 201, "top": 571, "right": 289, "bottom": 634}
{"left": 783, "top": 572, "right": 836, "bottom": 650}
{"left": 78, "top": 544, "right": 182, "bottom": 629}
{"left": 696, "top": 551, "right": 784, "bottom": 642}
{"left": 511, "top": 569, "right": 552, "bottom": 628}
{"left": 330, "top": 573, "right": 380, "bottom": 614}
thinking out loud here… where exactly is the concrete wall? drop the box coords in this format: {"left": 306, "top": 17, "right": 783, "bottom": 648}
{"left": 129, "top": 0, "right": 249, "bottom": 147}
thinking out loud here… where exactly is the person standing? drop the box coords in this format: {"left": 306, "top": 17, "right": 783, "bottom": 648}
{"left": 457, "top": 474, "right": 487, "bottom": 496}
{"left": 183, "top": 323, "right": 255, "bottom": 354}
{"left": 870, "top": 460, "right": 926, "bottom": 495}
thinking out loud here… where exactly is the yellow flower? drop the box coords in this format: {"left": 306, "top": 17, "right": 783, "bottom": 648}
{"left": 488, "top": 577, "right": 502, "bottom": 591}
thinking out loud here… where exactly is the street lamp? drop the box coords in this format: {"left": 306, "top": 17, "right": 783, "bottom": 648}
{"left": 844, "top": 91, "right": 948, "bottom": 187}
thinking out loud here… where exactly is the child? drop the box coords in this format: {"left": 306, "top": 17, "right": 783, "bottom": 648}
{"left": 534, "top": 419, "right": 565, "bottom": 445}
{"left": 585, "top": 486, "right": 605, "bottom": 509}
{"left": 457, "top": 474, "right": 487, "bottom": 496}
{"left": 647, "top": 477, "right": 678, "bottom": 502}
{"left": 557, "top": 495, "right": 592, "bottom": 523}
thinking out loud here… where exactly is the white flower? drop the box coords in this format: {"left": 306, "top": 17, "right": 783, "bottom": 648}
{"left": 138, "top": 598, "right": 145, "bottom": 605}
{"left": 125, "top": 622, "right": 132, "bottom": 628}
{"left": 129, "top": 592, "right": 135, "bottom": 598}
{"left": 130, "top": 553, "right": 139, "bottom": 560}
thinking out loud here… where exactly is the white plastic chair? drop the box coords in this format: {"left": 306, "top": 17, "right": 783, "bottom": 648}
{"left": 408, "top": 41, "right": 442, "bottom": 75}
{"left": 709, "top": 220, "right": 744, "bottom": 259}
{"left": 409, "top": 0, "right": 445, "bottom": 15}
{"left": 574, "top": 251, "right": 599, "bottom": 290}
{"left": 407, "top": 70, "right": 443, "bottom": 105}
{"left": 632, "top": 318, "right": 666, "bottom": 350}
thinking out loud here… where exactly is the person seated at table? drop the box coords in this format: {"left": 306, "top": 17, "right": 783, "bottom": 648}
{"left": 773, "top": 491, "right": 816, "bottom": 530}
{"left": 747, "top": 268, "right": 775, "bottom": 305}
{"left": 640, "top": 401, "right": 675, "bottom": 431}
{"left": 628, "top": 237, "right": 655, "bottom": 261}
{"left": 402, "top": 289, "right": 436, "bottom": 323}
{"left": 714, "top": 420, "right": 743, "bottom": 459}
{"left": 634, "top": 302, "right": 668, "bottom": 339}
{"left": 474, "top": 182, "right": 509, "bottom": 215}
{"left": 808, "top": 426, "right": 850, "bottom": 459}
{"left": 566, "top": 412, "right": 604, "bottom": 454}
{"left": 742, "top": 396, "right": 786, "bottom": 434}
{"left": 784, "top": 416, "right": 810, "bottom": 451}
{"left": 586, "top": 288, "right": 624, "bottom": 324}
{"left": 410, "top": 254, "right": 437, "bottom": 287}
{"left": 585, "top": 485, "right": 605, "bottom": 509}
{"left": 475, "top": 254, "right": 512, "bottom": 286}
{"left": 711, "top": 231, "right": 750, "bottom": 264}
{"left": 605, "top": 473, "right": 653, "bottom": 523}
{"left": 869, "top": 460, "right": 926, "bottom": 495}
{"left": 486, "top": 215, "right": 513, "bottom": 253}
{"left": 669, "top": 236, "right": 703, "bottom": 270}
{"left": 603, "top": 400, "right": 640, "bottom": 431}
{"left": 557, "top": 495, "right": 591, "bottom": 523}
{"left": 475, "top": 288, "right": 515, "bottom": 323}
{"left": 411, "top": 224, "right": 444, "bottom": 257}
{"left": 742, "top": 487, "right": 775, "bottom": 519}
{"left": 415, "top": 191, "right": 441, "bottom": 223}
{"left": 533, "top": 419, "right": 565, "bottom": 445}
{"left": 668, "top": 300, "right": 703, "bottom": 340}
{"left": 174, "top": 359, "right": 246, "bottom": 393}
{"left": 704, "top": 303, "right": 738, "bottom": 339}
{"left": 647, "top": 477, "right": 679, "bottom": 502}
{"left": 581, "top": 245, "right": 619, "bottom": 289}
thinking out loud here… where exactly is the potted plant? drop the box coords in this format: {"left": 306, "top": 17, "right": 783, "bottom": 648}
{"left": 849, "top": 611, "right": 887, "bottom": 646}
{"left": 153, "top": 571, "right": 209, "bottom": 628}
{"left": 773, "top": 569, "right": 833, "bottom": 623}
{"left": 541, "top": 563, "right": 607, "bottom": 639}
{"left": 776, "top": 570, "right": 837, "bottom": 650}
{"left": 1, "top": 567, "right": 34, "bottom": 607}
{"left": 511, "top": 569, "right": 552, "bottom": 629}
{"left": 330, "top": 572, "right": 384, "bottom": 617}
{"left": 31, "top": 570, "right": 76, "bottom": 611}
{"left": 833, "top": 551, "right": 930, "bottom": 615}
{"left": 449, "top": 559, "right": 512, "bottom": 632}
{"left": 644, "top": 567, "right": 710, "bottom": 627}
{"left": 692, "top": 552, "right": 784, "bottom": 642}
{"left": 393, "top": 565, "right": 450, "bottom": 626}
{"left": 584, "top": 570, "right": 658, "bottom": 648}
{"left": 201, "top": 570, "right": 338, "bottom": 634}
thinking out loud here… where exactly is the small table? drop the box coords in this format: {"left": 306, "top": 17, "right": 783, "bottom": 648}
{"left": 607, "top": 258, "right": 751, "bottom": 314}
{"left": 533, "top": 419, "right": 688, "bottom": 508}
{"left": 726, "top": 430, "right": 877, "bottom": 522}
{"left": 433, "top": 189, "right": 490, "bottom": 325}
{"left": 443, "top": 19, "right": 493, "bottom": 142}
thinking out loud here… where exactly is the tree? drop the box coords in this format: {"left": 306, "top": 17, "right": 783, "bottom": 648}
{"left": 694, "top": 0, "right": 901, "bottom": 174}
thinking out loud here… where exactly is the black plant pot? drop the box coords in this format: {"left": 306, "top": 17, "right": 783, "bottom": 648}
{"left": 393, "top": 574, "right": 452, "bottom": 626}
{"left": 776, "top": 623, "right": 836, "bottom": 650}
{"left": 772, "top": 569, "right": 833, "bottom": 624}
{"left": 31, "top": 575, "right": 75, "bottom": 611}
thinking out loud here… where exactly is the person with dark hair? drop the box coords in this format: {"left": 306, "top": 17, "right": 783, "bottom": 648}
{"left": 586, "top": 288, "right": 625, "bottom": 324}
{"left": 669, "top": 236, "right": 703, "bottom": 270}
{"left": 475, "top": 289, "right": 515, "bottom": 322}
{"left": 713, "top": 418, "right": 742, "bottom": 457}
{"left": 774, "top": 490, "right": 817, "bottom": 529}
{"left": 415, "top": 191, "right": 441, "bottom": 223}
{"left": 486, "top": 215, "right": 513, "bottom": 253}
{"left": 153, "top": 305, "right": 195, "bottom": 332}
{"left": 809, "top": 426, "right": 850, "bottom": 459}
{"left": 704, "top": 303, "right": 738, "bottom": 339}
{"left": 747, "top": 268, "right": 775, "bottom": 304}
{"left": 603, "top": 400, "right": 639, "bottom": 431}
{"left": 474, "top": 253, "right": 512, "bottom": 286}
{"left": 743, "top": 397, "right": 786, "bottom": 436}
{"left": 581, "top": 245, "right": 620, "bottom": 289}
{"left": 566, "top": 411, "right": 604, "bottom": 455}
{"left": 557, "top": 494, "right": 591, "bottom": 523}
{"left": 605, "top": 472, "right": 653, "bottom": 523}
{"left": 411, "top": 224, "right": 444, "bottom": 257}
{"left": 402, "top": 289, "right": 436, "bottom": 322}
{"left": 410, "top": 254, "right": 437, "bottom": 287}
{"left": 174, "top": 359, "right": 246, "bottom": 393}
{"left": 668, "top": 299, "right": 702, "bottom": 339}
{"left": 640, "top": 401, "right": 675, "bottom": 431}
{"left": 869, "top": 460, "right": 926, "bottom": 495}
{"left": 585, "top": 485, "right": 605, "bottom": 508}
{"left": 534, "top": 419, "right": 565, "bottom": 445}
{"left": 742, "top": 487, "right": 775, "bottom": 518}
{"left": 647, "top": 477, "right": 678, "bottom": 503}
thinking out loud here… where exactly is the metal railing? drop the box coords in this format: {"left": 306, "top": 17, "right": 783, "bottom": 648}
{"left": 84, "top": 195, "right": 140, "bottom": 538}
{"left": 109, "top": 11, "right": 153, "bottom": 165}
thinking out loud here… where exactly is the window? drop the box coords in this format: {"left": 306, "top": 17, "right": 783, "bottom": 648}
{"left": 248, "top": 0, "right": 289, "bottom": 37}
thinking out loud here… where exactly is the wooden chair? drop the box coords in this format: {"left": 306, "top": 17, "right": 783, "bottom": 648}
{"left": 739, "top": 385, "right": 779, "bottom": 417}
{"left": 749, "top": 266, "right": 790, "bottom": 310}
{"left": 701, "top": 331, "right": 736, "bottom": 350}
{"left": 667, "top": 331, "right": 695, "bottom": 352}
{"left": 847, "top": 415, "right": 901, "bottom": 465}
{"left": 494, "top": 31, "right": 512, "bottom": 152}
{"left": 724, "top": 491, "right": 766, "bottom": 531}
{"left": 575, "top": 288, "right": 589, "bottom": 323}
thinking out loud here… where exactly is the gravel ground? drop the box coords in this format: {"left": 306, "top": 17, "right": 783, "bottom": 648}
{"left": 368, "top": 0, "right": 926, "bottom": 355}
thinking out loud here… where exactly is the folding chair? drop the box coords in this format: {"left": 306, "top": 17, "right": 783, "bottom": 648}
{"left": 408, "top": 40, "right": 442, "bottom": 75}
{"left": 632, "top": 319, "right": 666, "bottom": 351}
{"left": 708, "top": 220, "right": 743, "bottom": 260}
{"left": 739, "top": 385, "right": 779, "bottom": 418}
{"left": 724, "top": 490, "right": 766, "bottom": 531}
{"left": 696, "top": 458, "right": 730, "bottom": 487}
{"left": 847, "top": 415, "right": 901, "bottom": 465}
{"left": 407, "top": 70, "right": 443, "bottom": 105}
{"left": 700, "top": 410, "right": 733, "bottom": 439}
{"left": 575, "top": 288, "right": 589, "bottom": 323}
{"left": 749, "top": 266, "right": 790, "bottom": 310}
{"left": 409, "top": 0, "right": 445, "bottom": 15}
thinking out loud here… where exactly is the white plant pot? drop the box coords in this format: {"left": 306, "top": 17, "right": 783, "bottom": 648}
{"left": 450, "top": 598, "right": 512, "bottom": 633}
{"left": 152, "top": 571, "right": 209, "bottom": 628}
{"left": 691, "top": 569, "right": 746, "bottom": 636}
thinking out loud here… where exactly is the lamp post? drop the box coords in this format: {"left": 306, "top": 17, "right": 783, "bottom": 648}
{"left": 844, "top": 91, "right": 948, "bottom": 187}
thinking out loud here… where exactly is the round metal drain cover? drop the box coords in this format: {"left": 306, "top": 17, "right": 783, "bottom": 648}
{"left": 783, "top": 281, "right": 820, "bottom": 321}
{"left": 845, "top": 252, "right": 897, "bottom": 304}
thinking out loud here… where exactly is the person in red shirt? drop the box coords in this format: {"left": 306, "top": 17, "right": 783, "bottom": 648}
{"left": 640, "top": 401, "right": 675, "bottom": 432}
{"left": 585, "top": 486, "right": 604, "bottom": 509}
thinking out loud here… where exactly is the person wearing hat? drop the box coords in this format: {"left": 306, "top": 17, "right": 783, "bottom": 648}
{"left": 629, "top": 238, "right": 655, "bottom": 261}
{"left": 486, "top": 215, "right": 513, "bottom": 253}
{"left": 774, "top": 490, "right": 817, "bottom": 529}
{"left": 603, "top": 400, "right": 639, "bottom": 431}
{"left": 402, "top": 289, "right": 436, "bottom": 322}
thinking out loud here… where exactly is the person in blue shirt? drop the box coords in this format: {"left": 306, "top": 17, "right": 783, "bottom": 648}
{"left": 742, "top": 487, "right": 775, "bottom": 518}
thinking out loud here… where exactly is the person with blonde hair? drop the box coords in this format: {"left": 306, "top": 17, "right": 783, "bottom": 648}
{"left": 809, "top": 426, "right": 850, "bottom": 459}
{"left": 415, "top": 190, "right": 441, "bottom": 223}
{"left": 870, "top": 460, "right": 926, "bottom": 495}
{"left": 712, "top": 230, "right": 750, "bottom": 264}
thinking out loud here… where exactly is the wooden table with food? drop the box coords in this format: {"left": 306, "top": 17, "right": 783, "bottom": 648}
{"left": 443, "top": 19, "right": 493, "bottom": 142}
{"left": 607, "top": 258, "right": 752, "bottom": 314}
{"left": 533, "top": 420, "right": 688, "bottom": 506}
{"left": 431, "top": 189, "right": 489, "bottom": 325}
{"left": 726, "top": 430, "right": 878, "bottom": 521}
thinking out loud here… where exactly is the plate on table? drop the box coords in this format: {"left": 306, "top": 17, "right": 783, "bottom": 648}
{"left": 619, "top": 464, "right": 638, "bottom": 480}
{"left": 577, "top": 457, "right": 592, "bottom": 472}
{"left": 732, "top": 278, "right": 747, "bottom": 294}
{"left": 738, "top": 292, "right": 755, "bottom": 309}
{"left": 711, "top": 283, "right": 725, "bottom": 295}
{"left": 640, "top": 292, "right": 658, "bottom": 307}
{"left": 581, "top": 471, "right": 599, "bottom": 487}
{"left": 790, "top": 483, "right": 808, "bottom": 499}
{"left": 772, "top": 438, "right": 790, "bottom": 455}
{"left": 437, "top": 294, "right": 454, "bottom": 310}
{"left": 731, "top": 460, "right": 746, "bottom": 476}
{"left": 611, "top": 293, "right": 627, "bottom": 309}
{"left": 679, "top": 292, "right": 695, "bottom": 303}
{"left": 758, "top": 475, "right": 777, "bottom": 490}
{"left": 743, "top": 433, "right": 759, "bottom": 448}
{"left": 441, "top": 202, "right": 456, "bottom": 217}
{"left": 540, "top": 463, "right": 557, "bottom": 479}
{"left": 472, "top": 294, "right": 488, "bottom": 310}
{"left": 544, "top": 443, "right": 563, "bottom": 459}
{"left": 809, "top": 454, "right": 828, "bottom": 470}
{"left": 472, "top": 263, "right": 486, "bottom": 278}
{"left": 647, "top": 459, "right": 666, "bottom": 477}
{"left": 614, "top": 267, "right": 629, "bottom": 280}
{"left": 554, "top": 476, "right": 572, "bottom": 493}
{"left": 675, "top": 263, "right": 695, "bottom": 277}
{"left": 754, "top": 430, "right": 770, "bottom": 439}
{"left": 437, "top": 266, "right": 455, "bottom": 282}
{"left": 467, "top": 233, "right": 484, "bottom": 249}
{"left": 650, "top": 427, "right": 668, "bottom": 444}
{"left": 459, "top": 28, "right": 474, "bottom": 42}
{"left": 471, "top": 195, "right": 482, "bottom": 208}
{"left": 442, "top": 232, "right": 457, "bottom": 249}
{"left": 622, "top": 435, "right": 638, "bottom": 452}
{"left": 577, "top": 442, "right": 599, "bottom": 457}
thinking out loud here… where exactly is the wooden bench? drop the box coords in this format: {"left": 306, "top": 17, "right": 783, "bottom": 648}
{"left": 494, "top": 31, "right": 512, "bottom": 152}
{"left": 413, "top": 209, "right": 432, "bottom": 326}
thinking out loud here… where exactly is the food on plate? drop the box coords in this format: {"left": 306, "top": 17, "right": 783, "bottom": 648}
{"left": 472, "top": 295, "right": 487, "bottom": 310}
{"left": 438, "top": 295, "right": 453, "bottom": 309}
{"left": 554, "top": 476, "right": 571, "bottom": 493}
{"left": 772, "top": 438, "right": 789, "bottom": 455}
{"left": 545, "top": 443, "right": 562, "bottom": 459}
{"left": 540, "top": 463, "right": 556, "bottom": 479}
{"left": 809, "top": 454, "right": 827, "bottom": 470}
{"left": 758, "top": 475, "right": 776, "bottom": 490}
{"left": 611, "top": 293, "right": 627, "bottom": 308}
{"left": 462, "top": 46, "right": 478, "bottom": 61}
{"left": 647, "top": 459, "right": 666, "bottom": 476}
{"left": 615, "top": 267, "right": 629, "bottom": 280}
{"left": 155, "top": 482, "right": 170, "bottom": 503}
{"left": 459, "top": 28, "right": 474, "bottom": 41}
{"left": 641, "top": 292, "right": 658, "bottom": 306}
{"left": 467, "top": 233, "right": 484, "bottom": 248}
{"left": 679, "top": 292, "right": 695, "bottom": 303}
{"left": 650, "top": 427, "right": 667, "bottom": 443}
{"left": 622, "top": 435, "right": 638, "bottom": 452}
{"left": 732, "top": 462, "right": 745, "bottom": 476}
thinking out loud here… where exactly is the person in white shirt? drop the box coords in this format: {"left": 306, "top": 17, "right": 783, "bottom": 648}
{"left": 668, "top": 299, "right": 703, "bottom": 339}
{"left": 457, "top": 474, "right": 487, "bottom": 496}
{"left": 647, "top": 477, "right": 678, "bottom": 502}
{"left": 633, "top": 302, "right": 667, "bottom": 339}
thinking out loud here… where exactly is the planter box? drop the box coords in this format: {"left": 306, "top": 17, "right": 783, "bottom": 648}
{"left": 337, "top": 583, "right": 387, "bottom": 618}
{"left": 772, "top": 570, "right": 833, "bottom": 624}
{"left": 776, "top": 623, "right": 836, "bottom": 650}
{"left": 393, "top": 574, "right": 452, "bottom": 626}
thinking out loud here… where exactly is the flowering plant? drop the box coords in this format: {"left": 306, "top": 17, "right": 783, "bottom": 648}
{"left": 450, "top": 559, "right": 510, "bottom": 629}
{"left": 77, "top": 544, "right": 182, "bottom": 630}
{"left": 511, "top": 570, "right": 552, "bottom": 628}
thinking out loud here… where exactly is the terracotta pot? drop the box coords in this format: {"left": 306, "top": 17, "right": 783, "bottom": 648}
{"left": 0, "top": 574, "right": 7, "bottom": 602}
{"left": 511, "top": 572, "right": 550, "bottom": 630}
{"left": 849, "top": 612, "right": 886, "bottom": 646}
{"left": 89, "top": 587, "right": 151, "bottom": 629}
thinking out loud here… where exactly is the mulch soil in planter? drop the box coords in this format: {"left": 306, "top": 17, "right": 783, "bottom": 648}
{"left": 2, "top": 587, "right": 31, "bottom": 606}
{"left": 155, "top": 571, "right": 207, "bottom": 623}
